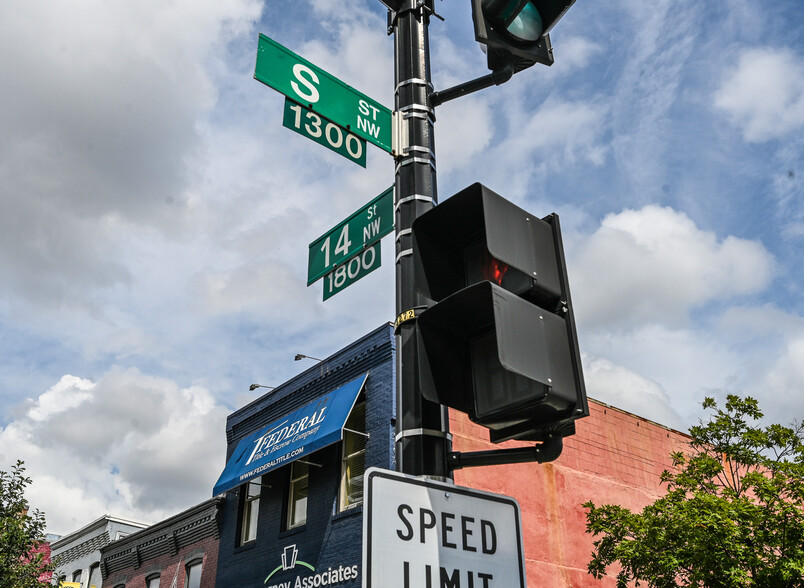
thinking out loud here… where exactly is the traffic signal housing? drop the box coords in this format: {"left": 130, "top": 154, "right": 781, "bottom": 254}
{"left": 412, "top": 183, "right": 587, "bottom": 443}
{"left": 470, "top": 0, "right": 577, "bottom": 73}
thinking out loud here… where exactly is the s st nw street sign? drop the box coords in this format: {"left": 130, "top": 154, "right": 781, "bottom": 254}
{"left": 256, "top": 34, "right": 393, "bottom": 153}
{"left": 362, "top": 468, "right": 526, "bottom": 588}
{"left": 308, "top": 186, "right": 394, "bottom": 286}
{"left": 283, "top": 99, "right": 367, "bottom": 167}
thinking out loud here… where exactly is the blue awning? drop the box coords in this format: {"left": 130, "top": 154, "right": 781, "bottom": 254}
{"left": 213, "top": 373, "right": 367, "bottom": 496}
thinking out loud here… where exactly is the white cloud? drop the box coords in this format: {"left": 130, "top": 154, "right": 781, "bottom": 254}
{"left": 584, "top": 356, "right": 683, "bottom": 429}
{"left": 717, "top": 304, "right": 802, "bottom": 342}
{"left": 192, "top": 258, "right": 313, "bottom": 316}
{"left": 436, "top": 97, "right": 494, "bottom": 174}
{"left": 761, "top": 335, "right": 804, "bottom": 424}
{"left": 0, "top": 368, "right": 228, "bottom": 534}
{"left": 570, "top": 205, "right": 774, "bottom": 329}
{"left": 568, "top": 206, "right": 785, "bottom": 426}
{"left": 298, "top": 4, "right": 392, "bottom": 106}
{"left": 27, "top": 376, "right": 94, "bottom": 423}
{"left": 0, "top": 0, "right": 262, "bottom": 308}
{"left": 555, "top": 36, "right": 602, "bottom": 71}
{"left": 581, "top": 323, "right": 748, "bottom": 425}
{"left": 505, "top": 98, "right": 608, "bottom": 167}
{"left": 715, "top": 47, "right": 804, "bottom": 142}
{"left": 606, "top": 0, "right": 700, "bottom": 200}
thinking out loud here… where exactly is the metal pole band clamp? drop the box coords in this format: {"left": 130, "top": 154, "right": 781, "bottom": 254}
{"left": 395, "top": 428, "right": 453, "bottom": 442}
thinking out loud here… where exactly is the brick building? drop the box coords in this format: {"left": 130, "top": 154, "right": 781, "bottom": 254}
{"left": 212, "top": 323, "right": 395, "bottom": 588}
{"left": 51, "top": 516, "right": 149, "bottom": 588}
{"left": 100, "top": 496, "right": 223, "bottom": 588}
{"left": 206, "top": 321, "right": 692, "bottom": 587}
{"left": 43, "top": 322, "right": 693, "bottom": 588}
{"left": 452, "top": 399, "right": 690, "bottom": 586}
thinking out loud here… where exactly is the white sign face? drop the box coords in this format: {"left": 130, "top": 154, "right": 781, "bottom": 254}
{"left": 362, "top": 468, "right": 526, "bottom": 588}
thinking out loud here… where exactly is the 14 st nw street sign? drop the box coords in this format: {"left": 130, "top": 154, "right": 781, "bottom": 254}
{"left": 256, "top": 34, "right": 392, "bottom": 153}
{"left": 308, "top": 186, "right": 394, "bottom": 285}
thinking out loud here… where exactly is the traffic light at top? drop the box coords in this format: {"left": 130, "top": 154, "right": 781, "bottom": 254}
{"left": 412, "top": 183, "right": 587, "bottom": 443}
{"left": 471, "top": 0, "right": 577, "bottom": 73}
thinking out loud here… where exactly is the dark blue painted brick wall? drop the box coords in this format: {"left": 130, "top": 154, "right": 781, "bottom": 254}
{"left": 215, "top": 323, "right": 396, "bottom": 588}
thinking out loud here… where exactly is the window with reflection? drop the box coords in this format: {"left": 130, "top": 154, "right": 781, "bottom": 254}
{"left": 239, "top": 477, "right": 261, "bottom": 545}
{"left": 287, "top": 460, "right": 309, "bottom": 529}
{"left": 184, "top": 558, "right": 203, "bottom": 588}
{"left": 88, "top": 563, "right": 102, "bottom": 588}
{"left": 340, "top": 400, "right": 367, "bottom": 510}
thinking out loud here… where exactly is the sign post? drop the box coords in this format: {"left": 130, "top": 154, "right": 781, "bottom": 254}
{"left": 390, "top": 0, "right": 451, "bottom": 480}
{"left": 362, "top": 468, "right": 527, "bottom": 588}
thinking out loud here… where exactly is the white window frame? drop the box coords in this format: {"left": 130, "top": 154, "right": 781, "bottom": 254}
{"left": 287, "top": 460, "right": 309, "bottom": 529}
{"left": 339, "top": 399, "right": 368, "bottom": 511}
{"left": 184, "top": 558, "right": 203, "bottom": 588}
{"left": 87, "top": 562, "right": 102, "bottom": 588}
{"left": 240, "top": 477, "right": 261, "bottom": 545}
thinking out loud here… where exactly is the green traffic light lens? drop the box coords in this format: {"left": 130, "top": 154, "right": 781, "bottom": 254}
{"left": 505, "top": 2, "right": 544, "bottom": 42}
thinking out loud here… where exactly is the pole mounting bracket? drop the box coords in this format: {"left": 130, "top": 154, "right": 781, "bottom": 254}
{"left": 448, "top": 435, "right": 564, "bottom": 470}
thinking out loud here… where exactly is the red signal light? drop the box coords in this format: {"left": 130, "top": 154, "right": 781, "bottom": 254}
{"left": 484, "top": 254, "right": 509, "bottom": 286}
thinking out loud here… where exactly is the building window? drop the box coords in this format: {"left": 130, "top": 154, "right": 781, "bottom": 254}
{"left": 240, "top": 477, "right": 261, "bottom": 545}
{"left": 146, "top": 573, "right": 161, "bottom": 588}
{"left": 340, "top": 400, "right": 367, "bottom": 510}
{"left": 88, "top": 563, "right": 102, "bottom": 588}
{"left": 72, "top": 570, "right": 83, "bottom": 583}
{"left": 287, "top": 460, "right": 309, "bottom": 528}
{"left": 184, "top": 558, "right": 203, "bottom": 588}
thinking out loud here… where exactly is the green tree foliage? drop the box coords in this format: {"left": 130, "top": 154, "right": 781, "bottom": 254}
{"left": 584, "top": 395, "right": 804, "bottom": 588}
{"left": 0, "top": 461, "right": 54, "bottom": 588}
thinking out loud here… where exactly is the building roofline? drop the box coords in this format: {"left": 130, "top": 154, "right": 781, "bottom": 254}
{"left": 588, "top": 396, "right": 691, "bottom": 439}
{"left": 228, "top": 322, "right": 394, "bottom": 422}
{"left": 99, "top": 496, "right": 224, "bottom": 554}
{"left": 51, "top": 515, "right": 150, "bottom": 550}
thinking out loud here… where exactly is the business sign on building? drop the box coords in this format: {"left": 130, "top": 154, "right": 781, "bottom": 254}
{"left": 362, "top": 468, "right": 526, "bottom": 588}
{"left": 213, "top": 374, "right": 367, "bottom": 495}
{"left": 264, "top": 544, "right": 359, "bottom": 588}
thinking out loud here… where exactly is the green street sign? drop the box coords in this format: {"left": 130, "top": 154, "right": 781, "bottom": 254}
{"left": 283, "top": 99, "right": 367, "bottom": 167}
{"left": 308, "top": 186, "right": 394, "bottom": 285}
{"left": 323, "top": 242, "right": 381, "bottom": 300}
{"left": 256, "top": 34, "right": 393, "bottom": 153}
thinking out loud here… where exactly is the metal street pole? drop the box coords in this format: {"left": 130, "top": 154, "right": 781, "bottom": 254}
{"left": 392, "top": 0, "right": 452, "bottom": 480}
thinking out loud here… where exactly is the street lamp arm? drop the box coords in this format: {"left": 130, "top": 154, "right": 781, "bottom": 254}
{"left": 428, "top": 62, "right": 514, "bottom": 107}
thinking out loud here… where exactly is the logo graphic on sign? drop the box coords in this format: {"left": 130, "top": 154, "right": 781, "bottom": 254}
{"left": 263, "top": 544, "right": 360, "bottom": 587}
{"left": 265, "top": 544, "right": 315, "bottom": 583}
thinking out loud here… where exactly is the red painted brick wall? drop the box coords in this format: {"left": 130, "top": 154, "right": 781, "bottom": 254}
{"left": 451, "top": 399, "right": 690, "bottom": 587}
{"left": 105, "top": 535, "right": 219, "bottom": 588}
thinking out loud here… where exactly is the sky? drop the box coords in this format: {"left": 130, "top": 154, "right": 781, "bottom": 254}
{"left": 0, "top": 0, "right": 801, "bottom": 535}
